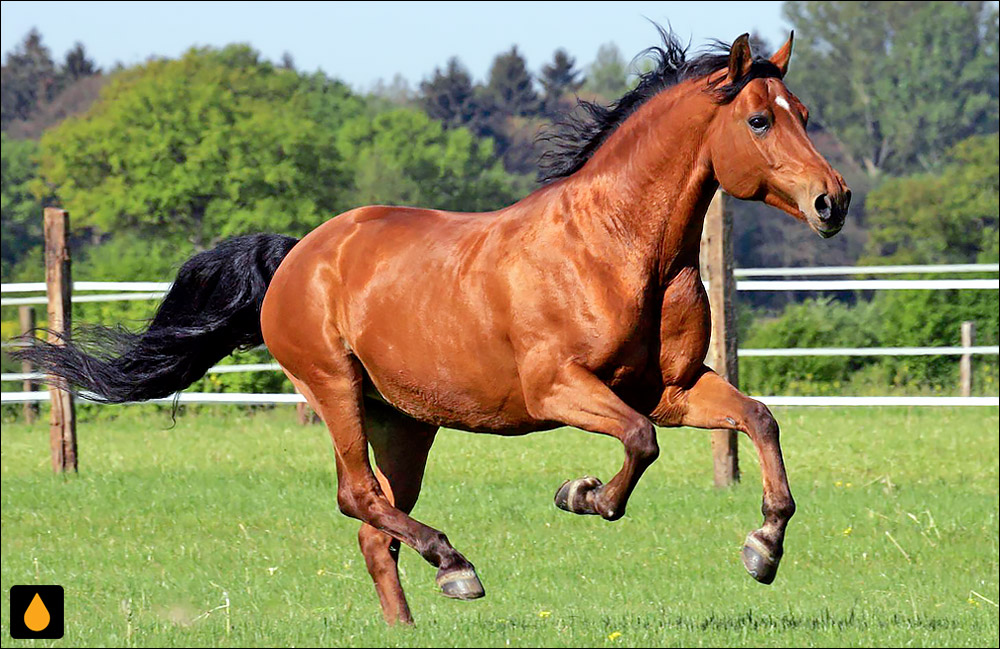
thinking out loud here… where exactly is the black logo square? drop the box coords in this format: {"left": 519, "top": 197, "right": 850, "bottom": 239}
{"left": 9, "top": 585, "right": 64, "bottom": 639}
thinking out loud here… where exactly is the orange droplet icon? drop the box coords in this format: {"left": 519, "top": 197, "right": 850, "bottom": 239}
{"left": 24, "top": 592, "right": 51, "bottom": 632}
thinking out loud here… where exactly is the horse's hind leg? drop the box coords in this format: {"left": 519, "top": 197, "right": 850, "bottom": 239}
{"left": 286, "top": 356, "right": 484, "bottom": 606}
{"left": 358, "top": 400, "right": 437, "bottom": 625}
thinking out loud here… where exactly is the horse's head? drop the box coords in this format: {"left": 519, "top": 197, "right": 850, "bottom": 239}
{"left": 706, "top": 33, "right": 851, "bottom": 238}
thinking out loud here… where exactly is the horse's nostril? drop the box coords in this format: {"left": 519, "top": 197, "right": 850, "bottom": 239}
{"left": 814, "top": 194, "right": 832, "bottom": 221}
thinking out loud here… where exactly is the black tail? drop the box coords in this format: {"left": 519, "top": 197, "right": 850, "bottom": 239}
{"left": 13, "top": 233, "right": 298, "bottom": 403}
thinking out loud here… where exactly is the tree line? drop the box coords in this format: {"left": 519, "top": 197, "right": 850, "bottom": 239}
{"left": 1, "top": 1, "right": 997, "bottom": 283}
{"left": 0, "top": 0, "right": 996, "bottom": 398}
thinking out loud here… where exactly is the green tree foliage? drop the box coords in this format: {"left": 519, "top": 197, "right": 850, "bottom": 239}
{"left": 540, "top": 49, "right": 583, "bottom": 117}
{"left": 863, "top": 134, "right": 999, "bottom": 264}
{"left": 485, "top": 46, "right": 540, "bottom": 118}
{"left": 336, "top": 108, "right": 522, "bottom": 211}
{"left": 783, "top": 1, "right": 999, "bottom": 176}
{"left": 37, "top": 46, "right": 350, "bottom": 248}
{"left": 582, "top": 43, "right": 628, "bottom": 101}
{"left": 0, "top": 134, "right": 42, "bottom": 278}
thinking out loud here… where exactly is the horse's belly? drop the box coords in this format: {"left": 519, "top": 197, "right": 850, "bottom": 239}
{"left": 351, "top": 323, "right": 537, "bottom": 434}
{"left": 359, "top": 354, "right": 536, "bottom": 433}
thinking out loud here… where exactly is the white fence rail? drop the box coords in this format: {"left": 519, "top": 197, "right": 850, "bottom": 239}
{"left": 3, "top": 264, "right": 997, "bottom": 408}
{"left": 5, "top": 280, "right": 999, "bottom": 306}
{"left": 1, "top": 281, "right": 172, "bottom": 293}
{"left": 3, "top": 264, "right": 996, "bottom": 294}
{"left": 738, "top": 345, "right": 999, "bottom": 357}
{"left": 737, "top": 278, "right": 998, "bottom": 291}
{"left": 733, "top": 263, "right": 998, "bottom": 277}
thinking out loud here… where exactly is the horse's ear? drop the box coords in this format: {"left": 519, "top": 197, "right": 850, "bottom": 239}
{"left": 770, "top": 31, "right": 794, "bottom": 78}
{"left": 727, "top": 33, "right": 753, "bottom": 82}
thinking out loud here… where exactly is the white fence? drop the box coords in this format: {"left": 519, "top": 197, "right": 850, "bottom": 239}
{"left": 3, "top": 264, "right": 998, "bottom": 407}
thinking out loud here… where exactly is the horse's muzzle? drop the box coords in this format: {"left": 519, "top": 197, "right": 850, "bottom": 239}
{"left": 810, "top": 189, "right": 851, "bottom": 238}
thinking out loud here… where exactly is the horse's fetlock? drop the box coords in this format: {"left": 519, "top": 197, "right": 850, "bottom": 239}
{"left": 769, "top": 497, "right": 796, "bottom": 522}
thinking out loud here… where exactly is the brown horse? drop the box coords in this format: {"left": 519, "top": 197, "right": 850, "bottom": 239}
{"left": 20, "top": 30, "right": 850, "bottom": 625}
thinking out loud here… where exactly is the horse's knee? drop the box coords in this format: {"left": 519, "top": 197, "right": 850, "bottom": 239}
{"left": 623, "top": 418, "right": 659, "bottom": 465}
{"left": 744, "top": 399, "right": 778, "bottom": 440}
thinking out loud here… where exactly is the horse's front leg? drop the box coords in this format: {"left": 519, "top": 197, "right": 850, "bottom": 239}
{"left": 523, "top": 362, "right": 660, "bottom": 521}
{"left": 654, "top": 367, "right": 795, "bottom": 584}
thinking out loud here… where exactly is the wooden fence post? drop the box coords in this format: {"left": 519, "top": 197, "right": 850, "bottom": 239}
{"left": 296, "top": 402, "right": 310, "bottom": 425}
{"left": 44, "top": 207, "right": 77, "bottom": 473}
{"left": 19, "top": 305, "right": 38, "bottom": 424}
{"left": 700, "top": 190, "right": 740, "bottom": 487}
{"left": 960, "top": 321, "right": 975, "bottom": 398}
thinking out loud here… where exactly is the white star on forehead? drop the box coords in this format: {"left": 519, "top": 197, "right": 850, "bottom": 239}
{"left": 774, "top": 95, "right": 792, "bottom": 113}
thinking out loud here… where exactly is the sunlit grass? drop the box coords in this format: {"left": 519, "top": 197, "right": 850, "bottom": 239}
{"left": 2, "top": 406, "right": 997, "bottom": 647}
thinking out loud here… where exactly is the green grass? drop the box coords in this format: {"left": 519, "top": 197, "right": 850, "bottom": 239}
{"left": 2, "top": 406, "right": 998, "bottom": 647}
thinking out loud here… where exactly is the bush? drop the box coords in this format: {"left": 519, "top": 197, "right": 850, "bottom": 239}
{"left": 740, "top": 287, "right": 999, "bottom": 396}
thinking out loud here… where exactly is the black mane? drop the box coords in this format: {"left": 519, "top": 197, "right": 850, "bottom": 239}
{"left": 537, "top": 25, "right": 781, "bottom": 184}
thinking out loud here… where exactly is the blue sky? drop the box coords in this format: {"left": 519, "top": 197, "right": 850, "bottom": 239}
{"left": 1, "top": 1, "right": 790, "bottom": 90}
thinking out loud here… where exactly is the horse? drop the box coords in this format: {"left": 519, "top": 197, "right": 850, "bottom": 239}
{"left": 17, "top": 29, "right": 851, "bottom": 625}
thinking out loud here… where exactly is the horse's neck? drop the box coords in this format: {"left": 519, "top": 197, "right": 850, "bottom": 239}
{"left": 557, "top": 85, "right": 719, "bottom": 284}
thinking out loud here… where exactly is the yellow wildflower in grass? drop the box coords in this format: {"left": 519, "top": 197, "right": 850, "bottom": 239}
{"left": 538, "top": 610, "right": 551, "bottom": 618}
{"left": 842, "top": 526, "right": 853, "bottom": 536}
{"left": 608, "top": 631, "right": 622, "bottom": 641}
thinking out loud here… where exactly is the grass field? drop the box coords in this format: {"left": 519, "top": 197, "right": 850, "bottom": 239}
{"left": 2, "top": 405, "right": 998, "bottom": 647}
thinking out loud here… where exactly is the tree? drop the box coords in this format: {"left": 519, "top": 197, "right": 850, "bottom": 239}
{"left": 1, "top": 28, "right": 59, "bottom": 129}
{"left": 419, "top": 58, "right": 505, "bottom": 149}
{"left": 485, "top": 46, "right": 540, "bottom": 118}
{"left": 0, "top": 134, "right": 43, "bottom": 278}
{"left": 783, "top": 1, "right": 999, "bottom": 176}
{"left": 3, "top": 75, "right": 107, "bottom": 140}
{"left": 2, "top": 34, "right": 100, "bottom": 137}
{"left": 335, "top": 107, "right": 524, "bottom": 212}
{"left": 862, "top": 133, "right": 999, "bottom": 265}
{"left": 369, "top": 73, "right": 413, "bottom": 109}
{"left": 582, "top": 43, "right": 628, "bottom": 101}
{"left": 539, "top": 49, "right": 583, "bottom": 117}
{"left": 61, "top": 42, "right": 98, "bottom": 85}
{"left": 37, "top": 46, "right": 354, "bottom": 248}
{"left": 420, "top": 57, "right": 479, "bottom": 130}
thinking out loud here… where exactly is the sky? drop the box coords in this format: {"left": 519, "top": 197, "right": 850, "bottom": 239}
{"left": 1, "top": 1, "right": 791, "bottom": 91}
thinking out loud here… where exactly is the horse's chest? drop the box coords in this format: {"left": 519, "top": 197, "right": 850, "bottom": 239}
{"left": 597, "top": 271, "right": 710, "bottom": 391}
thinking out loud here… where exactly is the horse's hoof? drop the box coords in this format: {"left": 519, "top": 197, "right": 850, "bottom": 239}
{"left": 554, "top": 476, "right": 603, "bottom": 515}
{"left": 436, "top": 567, "right": 485, "bottom": 600}
{"left": 741, "top": 532, "right": 782, "bottom": 585}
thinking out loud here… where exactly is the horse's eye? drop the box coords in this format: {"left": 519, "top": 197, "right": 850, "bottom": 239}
{"left": 748, "top": 115, "right": 770, "bottom": 133}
